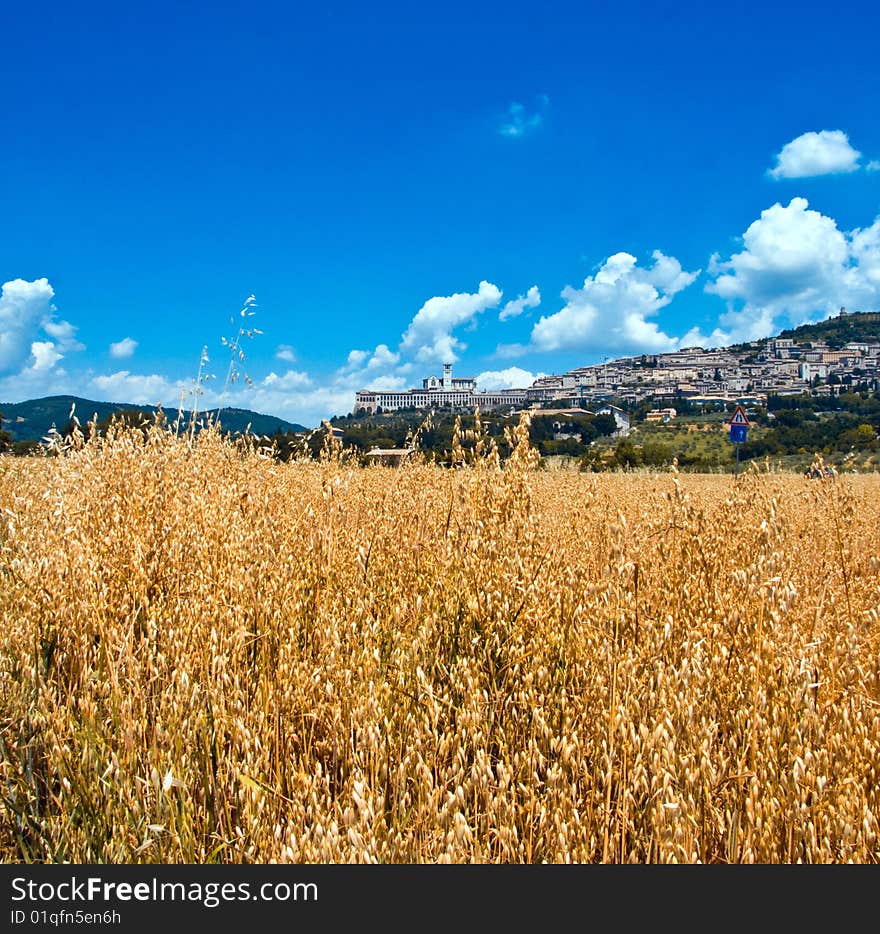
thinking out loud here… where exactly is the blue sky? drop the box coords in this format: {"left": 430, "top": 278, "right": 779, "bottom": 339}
{"left": 2, "top": 0, "right": 880, "bottom": 426}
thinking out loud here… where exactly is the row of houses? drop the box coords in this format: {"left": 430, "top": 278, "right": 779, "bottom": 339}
{"left": 354, "top": 324, "right": 880, "bottom": 422}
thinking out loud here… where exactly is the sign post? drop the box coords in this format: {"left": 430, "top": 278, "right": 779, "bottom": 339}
{"left": 728, "top": 405, "right": 750, "bottom": 478}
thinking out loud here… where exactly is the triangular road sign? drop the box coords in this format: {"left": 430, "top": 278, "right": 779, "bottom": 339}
{"left": 728, "top": 405, "right": 750, "bottom": 427}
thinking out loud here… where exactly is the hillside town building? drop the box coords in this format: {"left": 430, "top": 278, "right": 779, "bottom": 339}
{"left": 353, "top": 312, "right": 880, "bottom": 418}
{"left": 354, "top": 364, "right": 527, "bottom": 414}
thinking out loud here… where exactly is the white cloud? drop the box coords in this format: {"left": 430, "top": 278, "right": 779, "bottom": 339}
{"left": 81, "top": 367, "right": 328, "bottom": 430}
{"left": 341, "top": 343, "right": 400, "bottom": 374}
{"left": 499, "top": 97, "right": 548, "bottom": 138}
{"left": 43, "top": 318, "right": 85, "bottom": 353}
{"left": 228, "top": 376, "right": 395, "bottom": 430}
{"left": 0, "top": 367, "right": 69, "bottom": 402}
{"left": 361, "top": 373, "right": 408, "bottom": 391}
{"left": 676, "top": 323, "right": 732, "bottom": 349}
{"left": 706, "top": 197, "right": 880, "bottom": 341}
{"left": 0, "top": 275, "right": 411, "bottom": 429}
{"left": 345, "top": 349, "right": 369, "bottom": 369}
{"left": 529, "top": 251, "right": 699, "bottom": 354}
{"left": 252, "top": 385, "right": 359, "bottom": 428}
{"left": 475, "top": 367, "right": 541, "bottom": 390}
{"left": 262, "top": 369, "right": 313, "bottom": 389}
{"left": 867, "top": 160, "right": 880, "bottom": 173}
{"left": 109, "top": 337, "right": 138, "bottom": 359}
{"left": 849, "top": 218, "right": 880, "bottom": 293}
{"left": 499, "top": 286, "right": 541, "bottom": 321}
{"left": 366, "top": 343, "right": 399, "bottom": 369}
{"left": 227, "top": 344, "right": 411, "bottom": 428}
{"left": 0, "top": 278, "right": 57, "bottom": 372}
{"left": 91, "top": 371, "right": 185, "bottom": 405}
{"left": 400, "top": 280, "right": 502, "bottom": 362}
{"left": 29, "top": 341, "right": 63, "bottom": 371}
{"left": 0, "top": 277, "right": 86, "bottom": 378}
{"left": 494, "top": 342, "right": 529, "bottom": 359}
{"left": 769, "top": 130, "right": 861, "bottom": 179}
{"left": 275, "top": 344, "right": 297, "bottom": 362}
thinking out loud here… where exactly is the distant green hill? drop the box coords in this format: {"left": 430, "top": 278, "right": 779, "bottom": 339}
{"left": 0, "top": 395, "right": 306, "bottom": 443}
{"left": 777, "top": 311, "right": 880, "bottom": 348}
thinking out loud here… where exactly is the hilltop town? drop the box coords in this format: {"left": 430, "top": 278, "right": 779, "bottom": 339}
{"left": 355, "top": 310, "right": 880, "bottom": 416}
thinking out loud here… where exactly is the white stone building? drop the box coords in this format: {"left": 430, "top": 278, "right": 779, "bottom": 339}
{"left": 355, "top": 364, "right": 527, "bottom": 414}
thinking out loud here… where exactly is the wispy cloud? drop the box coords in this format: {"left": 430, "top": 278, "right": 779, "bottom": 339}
{"left": 499, "top": 285, "right": 541, "bottom": 321}
{"left": 275, "top": 344, "right": 297, "bottom": 362}
{"left": 43, "top": 318, "right": 85, "bottom": 353}
{"left": 494, "top": 342, "right": 529, "bottom": 359}
{"left": 499, "top": 95, "right": 548, "bottom": 138}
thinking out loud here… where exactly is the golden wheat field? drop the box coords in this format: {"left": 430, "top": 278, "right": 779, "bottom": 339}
{"left": 1, "top": 417, "right": 879, "bottom": 864}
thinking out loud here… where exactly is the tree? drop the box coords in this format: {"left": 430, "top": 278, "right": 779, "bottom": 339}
{"left": 12, "top": 440, "right": 41, "bottom": 456}
{"left": 93, "top": 408, "right": 156, "bottom": 438}
{"left": 592, "top": 413, "right": 618, "bottom": 436}
{"left": 0, "top": 412, "right": 12, "bottom": 453}
{"left": 611, "top": 440, "right": 642, "bottom": 469}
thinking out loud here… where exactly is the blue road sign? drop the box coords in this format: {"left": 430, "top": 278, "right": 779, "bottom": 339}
{"left": 730, "top": 424, "right": 748, "bottom": 444}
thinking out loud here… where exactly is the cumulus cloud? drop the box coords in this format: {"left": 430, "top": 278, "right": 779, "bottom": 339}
{"left": 499, "top": 286, "right": 541, "bottom": 321}
{"left": 769, "top": 130, "right": 862, "bottom": 179}
{"left": 0, "top": 278, "right": 57, "bottom": 372}
{"left": 0, "top": 368, "right": 64, "bottom": 401}
{"left": 241, "top": 368, "right": 407, "bottom": 429}
{"left": 529, "top": 251, "right": 699, "bottom": 354}
{"left": 400, "top": 280, "right": 502, "bottom": 362}
{"left": 867, "top": 160, "right": 880, "bottom": 173}
{"left": 359, "top": 373, "right": 408, "bottom": 391}
{"left": 218, "top": 341, "right": 412, "bottom": 428}
{"left": 677, "top": 323, "right": 733, "bottom": 350}
{"left": 256, "top": 386, "right": 356, "bottom": 428}
{"left": 475, "top": 367, "right": 541, "bottom": 390}
{"left": 91, "top": 371, "right": 184, "bottom": 405}
{"left": 0, "top": 278, "right": 409, "bottom": 430}
{"left": 85, "top": 366, "right": 329, "bottom": 430}
{"left": 28, "top": 341, "right": 63, "bottom": 372}
{"left": 262, "top": 369, "right": 312, "bottom": 389}
{"left": 706, "top": 197, "right": 880, "bottom": 341}
{"left": 109, "top": 337, "right": 138, "bottom": 359}
{"left": 499, "top": 96, "right": 548, "bottom": 138}
{"left": 0, "top": 277, "right": 87, "bottom": 378}
{"left": 341, "top": 343, "right": 400, "bottom": 374}
{"left": 850, "top": 218, "right": 880, "bottom": 292}
{"left": 366, "top": 343, "right": 399, "bottom": 369}
{"left": 345, "top": 349, "right": 369, "bottom": 369}
{"left": 275, "top": 344, "right": 297, "bottom": 362}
